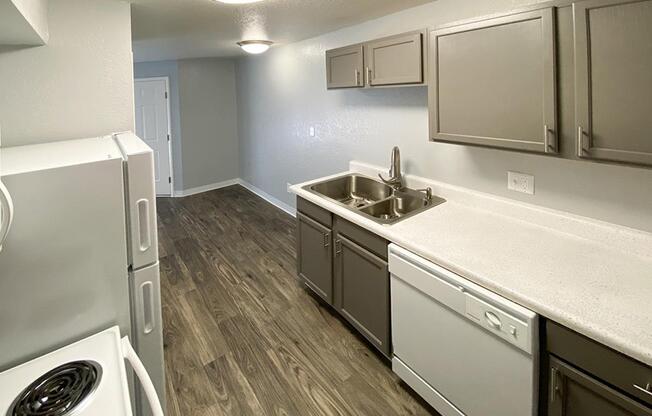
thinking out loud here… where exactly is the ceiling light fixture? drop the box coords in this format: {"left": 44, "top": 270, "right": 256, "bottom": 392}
{"left": 237, "top": 40, "right": 273, "bottom": 54}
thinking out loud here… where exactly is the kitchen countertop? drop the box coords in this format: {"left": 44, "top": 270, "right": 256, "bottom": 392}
{"left": 290, "top": 161, "right": 652, "bottom": 367}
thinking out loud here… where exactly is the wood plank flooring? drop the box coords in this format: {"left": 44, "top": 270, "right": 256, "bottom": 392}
{"left": 157, "top": 185, "right": 438, "bottom": 416}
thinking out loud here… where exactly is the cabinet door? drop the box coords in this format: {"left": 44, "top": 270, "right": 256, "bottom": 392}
{"left": 548, "top": 357, "right": 652, "bottom": 416}
{"left": 574, "top": 0, "right": 652, "bottom": 166}
{"left": 296, "top": 213, "right": 333, "bottom": 303}
{"left": 365, "top": 31, "right": 424, "bottom": 86}
{"left": 430, "top": 8, "right": 558, "bottom": 153}
{"left": 326, "top": 45, "right": 364, "bottom": 89}
{"left": 334, "top": 234, "right": 390, "bottom": 357}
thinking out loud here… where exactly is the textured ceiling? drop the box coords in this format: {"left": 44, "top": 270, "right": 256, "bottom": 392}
{"left": 131, "top": 0, "right": 434, "bottom": 62}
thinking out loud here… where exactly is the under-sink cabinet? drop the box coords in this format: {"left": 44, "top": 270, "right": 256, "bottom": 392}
{"left": 545, "top": 321, "right": 652, "bottom": 416}
{"left": 326, "top": 30, "right": 426, "bottom": 90}
{"left": 296, "top": 212, "right": 333, "bottom": 303}
{"left": 296, "top": 197, "right": 391, "bottom": 357}
{"left": 429, "top": 7, "right": 558, "bottom": 154}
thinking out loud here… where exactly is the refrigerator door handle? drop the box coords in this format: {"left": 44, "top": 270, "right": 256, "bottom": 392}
{"left": 140, "top": 281, "right": 156, "bottom": 334}
{"left": 121, "top": 336, "right": 164, "bottom": 416}
{"left": 136, "top": 198, "right": 151, "bottom": 252}
{"left": 0, "top": 181, "right": 14, "bottom": 251}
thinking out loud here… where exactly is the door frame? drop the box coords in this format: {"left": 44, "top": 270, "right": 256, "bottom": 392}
{"left": 134, "top": 76, "right": 174, "bottom": 196}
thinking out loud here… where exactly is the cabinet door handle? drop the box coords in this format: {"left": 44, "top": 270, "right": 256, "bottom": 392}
{"left": 550, "top": 367, "right": 562, "bottom": 402}
{"left": 323, "top": 232, "right": 330, "bottom": 247}
{"left": 335, "top": 239, "right": 342, "bottom": 255}
{"left": 366, "top": 67, "right": 372, "bottom": 85}
{"left": 634, "top": 383, "right": 652, "bottom": 398}
{"left": 577, "top": 126, "right": 589, "bottom": 158}
{"left": 544, "top": 124, "right": 555, "bottom": 153}
{"left": 355, "top": 70, "right": 360, "bottom": 86}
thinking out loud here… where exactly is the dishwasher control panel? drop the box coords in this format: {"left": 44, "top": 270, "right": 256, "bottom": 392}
{"left": 465, "top": 293, "right": 534, "bottom": 354}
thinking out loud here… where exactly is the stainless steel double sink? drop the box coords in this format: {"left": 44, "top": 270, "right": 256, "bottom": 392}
{"left": 303, "top": 174, "right": 445, "bottom": 224}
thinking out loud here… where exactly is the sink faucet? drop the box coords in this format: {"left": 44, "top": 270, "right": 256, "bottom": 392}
{"left": 379, "top": 146, "right": 403, "bottom": 189}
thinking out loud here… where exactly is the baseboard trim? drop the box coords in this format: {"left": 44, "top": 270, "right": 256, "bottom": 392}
{"left": 172, "top": 178, "right": 296, "bottom": 217}
{"left": 237, "top": 179, "right": 296, "bottom": 217}
{"left": 173, "top": 179, "right": 239, "bottom": 197}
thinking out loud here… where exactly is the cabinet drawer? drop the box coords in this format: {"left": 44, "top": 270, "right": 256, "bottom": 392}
{"left": 547, "top": 321, "right": 652, "bottom": 407}
{"left": 334, "top": 216, "right": 387, "bottom": 261}
{"left": 297, "top": 197, "right": 332, "bottom": 227}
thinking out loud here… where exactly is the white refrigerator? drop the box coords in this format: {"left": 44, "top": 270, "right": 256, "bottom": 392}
{"left": 0, "top": 132, "right": 165, "bottom": 416}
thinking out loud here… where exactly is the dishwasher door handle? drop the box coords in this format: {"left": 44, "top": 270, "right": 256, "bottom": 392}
{"left": 484, "top": 311, "right": 503, "bottom": 330}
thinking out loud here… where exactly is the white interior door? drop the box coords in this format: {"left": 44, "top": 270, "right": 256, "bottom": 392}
{"left": 134, "top": 78, "right": 172, "bottom": 196}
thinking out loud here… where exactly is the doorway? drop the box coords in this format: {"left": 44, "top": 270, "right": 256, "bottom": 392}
{"left": 134, "top": 77, "right": 173, "bottom": 196}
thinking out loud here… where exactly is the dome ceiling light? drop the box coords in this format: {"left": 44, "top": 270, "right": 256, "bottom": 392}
{"left": 237, "top": 40, "right": 274, "bottom": 54}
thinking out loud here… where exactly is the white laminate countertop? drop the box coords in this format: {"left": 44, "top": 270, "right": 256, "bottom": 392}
{"left": 289, "top": 161, "right": 652, "bottom": 367}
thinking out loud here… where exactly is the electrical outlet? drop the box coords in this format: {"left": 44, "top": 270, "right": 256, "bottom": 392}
{"left": 507, "top": 171, "right": 535, "bottom": 195}
{"left": 309, "top": 126, "right": 315, "bottom": 137}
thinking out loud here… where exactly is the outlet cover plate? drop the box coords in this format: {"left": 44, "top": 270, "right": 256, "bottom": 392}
{"left": 507, "top": 171, "right": 535, "bottom": 195}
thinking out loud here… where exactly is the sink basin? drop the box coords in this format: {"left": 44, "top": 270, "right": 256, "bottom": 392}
{"left": 308, "top": 174, "right": 393, "bottom": 209}
{"left": 359, "top": 190, "right": 445, "bottom": 224}
{"left": 304, "top": 174, "right": 446, "bottom": 224}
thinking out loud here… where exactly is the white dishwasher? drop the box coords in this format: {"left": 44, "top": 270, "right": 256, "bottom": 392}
{"left": 389, "top": 244, "right": 539, "bottom": 416}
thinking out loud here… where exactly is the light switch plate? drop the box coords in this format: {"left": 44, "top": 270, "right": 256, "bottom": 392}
{"left": 507, "top": 171, "right": 535, "bottom": 195}
{"left": 309, "top": 126, "right": 315, "bottom": 137}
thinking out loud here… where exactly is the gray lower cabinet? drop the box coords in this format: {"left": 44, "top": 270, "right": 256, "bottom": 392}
{"left": 573, "top": 0, "right": 652, "bottom": 166}
{"left": 333, "top": 233, "right": 390, "bottom": 357}
{"left": 429, "top": 7, "right": 558, "bottom": 153}
{"left": 296, "top": 197, "right": 391, "bottom": 357}
{"left": 548, "top": 357, "right": 652, "bottom": 416}
{"left": 546, "top": 321, "right": 652, "bottom": 416}
{"left": 296, "top": 212, "right": 333, "bottom": 303}
{"left": 326, "top": 44, "right": 364, "bottom": 89}
{"left": 365, "top": 31, "right": 425, "bottom": 87}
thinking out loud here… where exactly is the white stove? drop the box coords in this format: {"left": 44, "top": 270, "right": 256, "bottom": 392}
{"left": 0, "top": 327, "right": 163, "bottom": 416}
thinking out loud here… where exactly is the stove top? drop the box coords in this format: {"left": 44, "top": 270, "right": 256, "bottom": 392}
{"left": 0, "top": 328, "right": 132, "bottom": 416}
{"left": 9, "top": 361, "right": 101, "bottom": 416}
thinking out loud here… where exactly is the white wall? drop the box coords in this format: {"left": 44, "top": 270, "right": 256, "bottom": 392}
{"left": 0, "top": 0, "right": 49, "bottom": 44}
{"left": 236, "top": 0, "right": 652, "bottom": 232}
{"left": 0, "top": 0, "right": 134, "bottom": 147}
{"left": 11, "top": 0, "right": 49, "bottom": 42}
{"left": 178, "top": 57, "right": 239, "bottom": 190}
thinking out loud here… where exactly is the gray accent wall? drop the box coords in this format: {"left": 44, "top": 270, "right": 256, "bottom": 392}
{"left": 178, "top": 58, "right": 239, "bottom": 191}
{"left": 134, "top": 60, "right": 184, "bottom": 189}
{"left": 134, "top": 57, "right": 240, "bottom": 193}
{"left": 236, "top": 0, "right": 652, "bottom": 232}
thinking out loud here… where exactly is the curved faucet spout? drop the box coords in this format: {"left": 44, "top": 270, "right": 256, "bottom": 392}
{"left": 378, "top": 146, "right": 403, "bottom": 189}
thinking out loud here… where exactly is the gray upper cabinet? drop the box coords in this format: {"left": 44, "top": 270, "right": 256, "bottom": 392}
{"left": 326, "top": 44, "right": 364, "bottom": 89}
{"left": 296, "top": 212, "right": 333, "bottom": 303}
{"left": 326, "top": 30, "right": 426, "bottom": 90}
{"left": 365, "top": 31, "right": 425, "bottom": 87}
{"left": 574, "top": 0, "right": 652, "bottom": 166}
{"left": 429, "top": 8, "right": 558, "bottom": 154}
